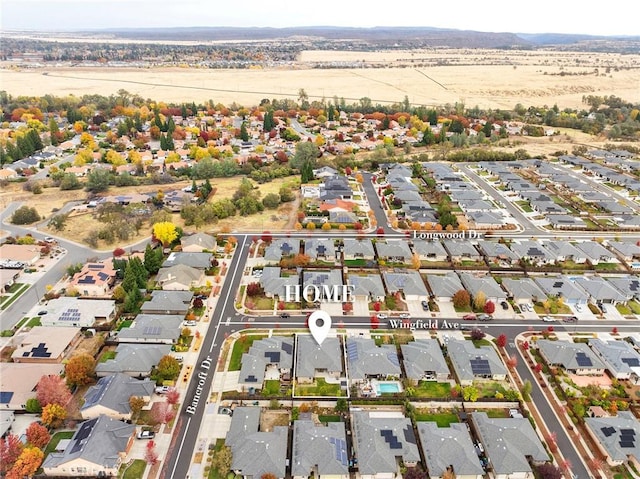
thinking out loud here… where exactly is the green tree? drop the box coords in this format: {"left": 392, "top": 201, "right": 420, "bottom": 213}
{"left": 143, "top": 244, "right": 163, "bottom": 275}
{"left": 59, "top": 173, "right": 81, "bottom": 190}
{"left": 290, "top": 141, "right": 319, "bottom": 170}
{"left": 300, "top": 159, "right": 314, "bottom": 183}
{"left": 262, "top": 193, "right": 280, "bottom": 209}
{"left": 25, "top": 398, "right": 41, "bottom": 414}
{"left": 155, "top": 355, "right": 181, "bottom": 382}
{"left": 462, "top": 385, "right": 479, "bottom": 402}
{"left": 86, "top": 168, "right": 112, "bottom": 193}
{"left": 10, "top": 206, "right": 40, "bottom": 225}
{"left": 210, "top": 446, "right": 232, "bottom": 477}
{"left": 48, "top": 213, "right": 69, "bottom": 231}
{"left": 279, "top": 185, "right": 295, "bottom": 202}
{"left": 335, "top": 398, "right": 348, "bottom": 413}
{"left": 240, "top": 122, "right": 249, "bottom": 142}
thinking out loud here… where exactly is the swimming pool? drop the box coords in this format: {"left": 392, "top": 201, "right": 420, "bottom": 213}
{"left": 374, "top": 381, "right": 403, "bottom": 394}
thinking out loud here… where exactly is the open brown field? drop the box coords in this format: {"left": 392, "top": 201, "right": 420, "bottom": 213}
{"left": 1, "top": 49, "right": 638, "bottom": 110}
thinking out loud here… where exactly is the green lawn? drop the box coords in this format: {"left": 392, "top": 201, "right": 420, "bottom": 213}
{"left": 121, "top": 459, "right": 147, "bottom": 479}
{"left": 0, "top": 284, "right": 30, "bottom": 310}
{"left": 295, "top": 378, "right": 344, "bottom": 397}
{"left": 318, "top": 415, "right": 342, "bottom": 423}
{"left": 208, "top": 438, "right": 227, "bottom": 479}
{"left": 475, "top": 382, "right": 506, "bottom": 398}
{"left": 414, "top": 411, "right": 458, "bottom": 426}
{"left": 228, "top": 334, "right": 268, "bottom": 371}
{"left": 117, "top": 319, "right": 134, "bottom": 330}
{"left": 262, "top": 380, "right": 282, "bottom": 397}
{"left": 44, "top": 431, "right": 75, "bottom": 457}
{"left": 344, "top": 259, "right": 367, "bottom": 267}
{"left": 27, "top": 317, "right": 42, "bottom": 328}
{"left": 628, "top": 301, "right": 640, "bottom": 314}
{"left": 594, "top": 263, "right": 623, "bottom": 271}
{"left": 415, "top": 381, "right": 452, "bottom": 398}
{"left": 99, "top": 350, "right": 117, "bottom": 362}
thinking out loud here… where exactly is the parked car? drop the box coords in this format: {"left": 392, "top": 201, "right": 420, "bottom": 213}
{"left": 279, "top": 313, "right": 290, "bottom": 318}
{"left": 155, "top": 386, "right": 170, "bottom": 394}
{"left": 376, "top": 313, "right": 388, "bottom": 319}
{"left": 478, "top": 314, "right": 493, "bottom": 321}
{"left": 463, "top": 314, "right": 477, "bottom": 320}
{"left": 563, "top": 316, "right": 578, "bottom": 322}
{"left": 137, "top": 430, "right": 155, "bottom": 440}
{"left": 500, "top": 301, "right": 509, "bottom": 310}
{"left": 44, "top": 236, "right": 56, "bottom": 243}
{"left": 183, "top": 320, "right": 197, "bottom": 327}
{"left": 421, "top": 300, "right": 430, "bottom": 311}
{"left": 399, "top": 313, "right": 411, "bottom": 319}
{"left": 172, "top": 355, "right": 184, "bottom": 362}
{"left": 37, "top": 310, "right": 48, "bottom": 316}
{"left": 542, "top": 316, "right": 555, "bottom": 322}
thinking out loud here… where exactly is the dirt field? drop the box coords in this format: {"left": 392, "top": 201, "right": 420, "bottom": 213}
{"left": 1, "top": 48, "right": 638, "bottom": 110}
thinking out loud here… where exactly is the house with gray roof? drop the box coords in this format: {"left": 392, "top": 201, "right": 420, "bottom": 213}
{"left": 313, "top": 166, "right": 338, "bottom": 179}
{"left": 239, "top": 337, "right": 294, "bottom": 390}
{"left": 329, "top": 210, "right": 359, "bottom": 224}
{"left": 467, "top": 211, "right": 506, "bottom": 228}
{"left": 418, "top": 422, "right": 484, "bottom": 479}
{"left": 302, "top": 270, "right": 344, "bottom": 299}
{"left": 401, "top": 339, "right": 450, "bottom": 382}
{"left": 346, "top": 337, "right": 401, "bottom": 384}
{"left": 383, "top": 271, "right": 429, "bottom": 300}
{"left": 352, "top": 411, "right": 420, "bottom": 477}
{"left": 458, "top": 272, "right": 507, "bottom": 303}
{"left": 573, "top": 276, "right": 628, "bottom": 304}
{"left": 585, "top": 411, "right": 640, "bottom": 466}
{"left": 156, "top": 264, "right": 204, "bottom": 290}
{"left": 260, "top": 266, "right": 300, "bottom": 299}
{"left": 42, "top": 415, "right": 135, "bottom": 477}
{"left": 403, "top": 208, "right": 439, "bottom": 224}
{"left": 162, "top": 251, "right": 212, "bottom": 269}
{"left": 342, "top": 238, "right": 375, "bottom": 261}
{"left": 304, "top": 238, "right": 337, "bottom": 262}
{"left": 502, "top": 278, "right": 547, "bottom": 303}
{"left": 606, "top": 276, "right": 640, "bottom": 302}
{"left": 615, "top": 214, "right": 640, "bottom": 230}
{"left": 81, "top": 373, "right": 154, "bottom": 420}
{"left": 510, "top": 240, "right": 555, "bottom": 266}
{"left": 181, "top": 232, "right": 216, "bottom": 252}
{"left": 393, "top": 189, "right": 422, "bottom": 202}
{"left": 264, "top": 238, "right": 301, "bottom": 263}
{"left": 425, "top": 272, "right": 465, "bottom": 302}
{"left": 140, "top": 290, "right": 193, "bottom": 315}
{"left": 589, "top": 339, "right": 640, "bottom": 385}
{"left": 295, "top": 335, "right": 344, "bottom": 384}
{"left": 447, "top": 339, "right": 507, "bottom": 385}
{"left": 40, "top": 297, "right": 116, "bottom": 328}
{"left": 347, "top": 273, "right": 385, "bottom": 301}
{"left": 226, "top": 407, "right": 288, "bottom": 479}
{"left": 608, "top": 241, "right": 640, "bottom": 263}
{"left": 375, "top": 240, "right": 413, "bottom": 263}
{"left": 412, "top": 240, "right": 447, "bottom": 262}
{"left": 116, "top": 314, "right": 183, "bottom": 344}
{"left": 95, "top": 344, "right": 171, "bottom": 378}
{"left": 547, "top": 214, "right": 587, "bottom": 229}
{"left": 442, "top": 239, "right": 481, "bottom": 262}
{"left": 321, "top": 175, "right": 353, "bottom": 200}
{"left": 534, "top": 276, "right": 589, "bottom": 305}
{"left": 292, "top": 420, "right": 349, "bottom": 479}
{"left": 477, "top": 240, "right": 519, "bottom": 265}
{"left": 471, "top": 412, "right": 549, "bottom": 479}
{"left": 543, "top": 240, "right": 586, "bottom": 263}
{"left": 536, "top": 339, "right": 605, "bottom": 375}
{"left": 575, "top": 241, "right": 617, "bottom": 265}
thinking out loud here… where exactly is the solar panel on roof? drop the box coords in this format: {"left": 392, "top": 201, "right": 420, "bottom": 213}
{"left": 403, "top": 425, "right": 416, "bottom": 444}
{"left": 143, "top": 326, "right": 162, "bottom": 335}
{"left": 347, "top": 342, "right": 358, "bottom": 361}
{"left": 0, "top": 392, "right": 14, "bottom": 403}
{"left": 88, "top": 264, "right": 104, "bottom": 270}
{"left": 601, "top": 426, "right": 616, "bottom": 437}
{"left": 264, "top": 351, "right": 281, "bottom": 363}
{"left": 97, "top": 272, "right": 109, "bottom": 281}
{"left": 78, "top": 277, "right": 96, "bottom": 284}
{"left": 575, "top": 352, "right": 593, "bottom": 367}
{"left": 387, "top": 352, "right": 400, "bottom": 367}
{"left": 470, "top": 358, "right": 491, "bottom": 375}
{"left": 553, "top": 281, "right": 564, "bottom": 288}
{"left": 620, "top": 441, "right": 635, "bottom": 448}
{"left": 29, "top": 343, "right": 52, "bottom": 358}
{"left": 245, "top": 375, "right": 258, "bottom": 383}
{"left": 621, "top": 357, "right": 640, "bottom": 367}
{"left": 282, "top": 342, "right": 292, "bottom": 355}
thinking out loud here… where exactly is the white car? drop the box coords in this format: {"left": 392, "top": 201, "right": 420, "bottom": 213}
{"left": 155, "top": 386, "right": 170, "bottom": 394}
{"left": 183, "top": 320, "right": 197, "bottom": 327}
{"left": 376, "top": 313, "right": 388, "bottom": 319}
{"left": 542, "top": 316, "right": 555, "bottom": 322}
{"left": 399, "top": 313, "right": 411, "bottom": 319}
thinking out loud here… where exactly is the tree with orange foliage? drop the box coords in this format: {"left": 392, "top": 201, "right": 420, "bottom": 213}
{"left": 36, "top": 374, "right": 71, "bottom": 408}
{"left": 0, "top": 434, "right": 23, "bottom": 474}
{"left": 41, "top": 403, "right": 67, "bottom": 428}
{"left": 6, "top": 447, "right": 44, "bottom": 479}
{"left": 25, "top": 422, "right": 50, "bottom": 449}
{"left": 65, "top": 352, "right": 96, "bottom": 388}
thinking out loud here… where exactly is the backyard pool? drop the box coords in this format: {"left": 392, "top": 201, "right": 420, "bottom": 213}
{"left": 374, "top": 380, "right": 403, "bottom": 395}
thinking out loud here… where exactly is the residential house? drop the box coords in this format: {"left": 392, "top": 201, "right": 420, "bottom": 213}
{"left": 42, "top": 415, "right": 135, "bottom": 477}
{"left": 543, "top": 240, "right": 586, "bottom": 264}
{"left": 510, "top": 240, "right": 555, "bottom": 266}
{"left": 347, "top": 273, "right": 385, "bottom": 302}
{"left": 162, "top": 251, "right": 212, "bottom": 269}
{"left": 608, "top": 241, "right": 640, "bottom": 263}
{"left": 41, "top": 297, "right": 116, "bottom": 327}
{"left": 264, "top": 238, "right": 301, "bottom": 263}
{"left": 319, "top": 198, "right": 357, "bottom": 215}
{"left": 534, "top": 276, "right": 589, "bottom": 305}
{"left": 292, "top": 420, "right": 349, "bottom": 479}
{"left": 584, "top": 412, "right": 640, "bottom": 466}
{"left": 80, "top": 373, "right": 154, "bottom": 420}
{"left": 0, "top": 363, "right": 63, "bottom": 410}
{"left": 156, "top": 264, "right": 204, "bottom": 290}
{"left": 11, "top": 326, "right": 81, "bottom": 364}
{"left": 0, "top": 269, "right": 19, "bottom": 294}
{"left": 467, "top": 211, "right": 506, "bottom": 228}
{"left": 0, "top": 244, "right": 41, "bottom": 266}
{"left": 346, "top": 337, "right": 401, "bottom": 385}
{"left": 0, "top": 411, "right": 15, "bottom": 437}
{"left": 476, "top": 240, "right": 519, "bottom": 265}
{"left": 382, "top": 271, "right": 429, "bottom": 301}
{"left": 304, "top": 238, "right": 337, "bottom": 262}
{"left": 95, "top": 344, "right": 171, "bottom": 378}
{"left": 116, "top": 314, "right": 183, "bottom": 344}
{"left": 342, "top": 238, "right": 375, "bottom": 261}
{"left": 424, "top": 272, "right": 465, "bottom": 302}
{"left": 352, "top": 410, "right": 420, "bottom": 479}
{"left": 589, "top": 339, "right": 640, "bottom": 385}
{"left": 302, "top": 270, "right": 344, "bottom": 299}
{"left": 401, "top": 339, "right": 450, "bottom": 382}
{"left": 238, "top": 337, "right": 294, "bottom": 390}
{"left": 547, "top": 214, "right": 587, "bottom": 230}
{"left": 442, "top": 240, "right": 481, "bottom": 263}
{"left": 320, "top": 176, "right": 353, "bottom": 200}
{"left": 502, "top": 278, "right": 547, "bottom": 304}
{"left": 313, "top": 166, "right": 339, "bottom": 179}
{"left": 295, "top": 335, "right": 343, "bottom": 384}
{"left": 181, "top": 232, "right": 216, "bottom": 252}
{"left": 606, "top": 276, "right": 640, "bottom": 302}
{"left": 573, "top": 276, "right": 628, "bottom": 305}
{"left": 226, "top": 407, "right": 288, "bottom": 479}
{"left": 260, "top": 266, "right": 300, "bottom": 299}
{"left": 470, "top": 412, "right": 549, "bottom": 479}
{"left": 417, "top": 422, "right": 484, "bottom": 479}
{"left": 69, "top": 261, "right": 117, "bottom": 297}
{"left": 447, "top": 339, "right": 507, "bottom": 385}
{"left": 328, "top": 210, "right": 359, "bottom": 224}
{"left": 412, "top": 240, "right": 448, "bottom": 262}
{"left": 458, "top": 272, "right": 507, "bottom": 304}
{"left": 575, "top": 241, "right": 617, "bottom": 265}
{"left": 140, "top": 290, "right": 193, "bottom": 315}
{"left": 375, "top": 240, "right": 413, "bottom": 263}
{"left": 536, "top": 339, "right": 605, "bottom": 375}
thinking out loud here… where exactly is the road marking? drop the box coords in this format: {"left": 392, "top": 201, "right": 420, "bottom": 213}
{"left": 168, "top": 416, "right": 191, "bottom": 479}
{"left": 225, "top": 317, "right": 231, "bottom": 326}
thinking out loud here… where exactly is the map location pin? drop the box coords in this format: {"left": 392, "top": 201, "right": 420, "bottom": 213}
{"left": 308, "top": 310, "right": 332, "bottom": 345}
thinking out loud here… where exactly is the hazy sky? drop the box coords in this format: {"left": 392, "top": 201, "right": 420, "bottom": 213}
{"left": 1, "top": 0, "right": 638, "bottom": 36}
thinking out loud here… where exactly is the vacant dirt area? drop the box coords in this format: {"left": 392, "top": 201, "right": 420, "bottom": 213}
{"left": 260, "top": 409, "right": 290, "bottom": 431}
{"left": 2, "top": 49, "right": 637, "bottom": 110}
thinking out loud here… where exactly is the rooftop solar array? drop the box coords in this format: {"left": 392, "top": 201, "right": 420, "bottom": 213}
{"left": 329, "top": 437, "right": 348, "bottom": 466}
{"left": 347, "top": 341, "right": 358, "bottom": 362}
{"left": 575, "top": 352, "right": 593, "bottom": 367}
{"left": 0, "top": 392, "right": 14, "bottom": 404}
{"left": 380, "top": 429, "right": 402, "bottom": 450}
{"left": 60, "top": 308, "right": 82, "bottom": 322}
{"left": 282, "top": 342, "right": 293, "bottom": 355}
{"left": 470, "top": 357, "right": 491, "bottom": 375}
{"left": 88, "top": 264, "right": 104, "bottom": 270}
{"left": 387, "top": 352, "right": 400, "bottom": 367}
{"left": 143, "top": 326, "right": 162, "bottom": 336}
{"left": 403, "top": 425, "right": 417, "bottom": 444}
{"left": 601, "top": 426, "right": 616, "bottom": 437}
{"left": 621, "top": 357, "right": 640, "bottom": 367}
{"left": 70, "top": 418, "right": 98, "bottom": 454}
{"left": 24, "top": 343, "right": 52, "bottom": 358}
{"left": 311, "top": 274, "right": 329, "bottom": 285}
{"left": 280, "top": 243, "right": 293, "bottom": 255}
{"left": 264, "top": 351, "right": 281, "bottom": 363}
{"left": 620, "top": 429, "right": 636, "bottom": 449}
{"left": 244, "top": 375, "right": 258, "bottom": 383}
{"left": 78, "top": 276, "right": 96, "bottom": 284}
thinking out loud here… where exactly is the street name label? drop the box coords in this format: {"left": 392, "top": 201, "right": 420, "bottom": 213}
{"left": 185, "top": 356, "right": 213, "bottom": 415}
{"left": 388, "top": 319, "right": 462, "bottom": 330}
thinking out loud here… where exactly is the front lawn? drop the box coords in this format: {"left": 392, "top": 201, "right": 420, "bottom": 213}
{"left": 627, "top": 301, "right": 640, "bottom": 314}
{"left": 295, "top": 378, "right": 344, "bottom": 397}
{"left": 415, "top": 381, "right": 452, "bottom": 398}
{"left": 44, "top": 431, "right": 75, "bottom": 457}
{"left": 121, "top": 459, "right": 147, "bottom": 479}
{"left": 318, "top": 415, "right": 342, "bottom": 423}
{"left": 414, "top": 411, "right": 458, "bottom": 426}
{"left": 228, "top": 334, "right": 268, "bottom": 371}
{"left": 99, "top": 350, "right": 117, "bottom": 362}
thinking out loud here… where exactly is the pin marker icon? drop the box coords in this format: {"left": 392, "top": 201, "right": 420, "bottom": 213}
{"left": 308, "top": 310, "right": 332, "bottom": 345}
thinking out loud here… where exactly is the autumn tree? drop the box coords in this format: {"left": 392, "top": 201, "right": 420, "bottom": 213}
{"left": 41, "top": 403, "right": 67, "bottom": 428}
{"left": 261, "top": 474, "right": 277, "bottom": 479}
{"left": 452, "top": 289, "right": 471, "bottom": 309}
{"left": 155, "top": 356, "right": 181, "bottom": 382}
{"left": 411, "top": 253, "right": 421, "bottom": 270}
{"left": 496, "top": 333, "right": 507, "bottom": 348}
{"left": 6, "top": 447, "right": 44, "bottom": 479}
{"left": 473, "top": 291, "right": 487, "bottom": 310}
{"left": 0, "top": 434, "right": 23, "bottom": 474}
{"left": 144, "top": 440, "right": 159, "bottom": 465}
{"left": 36, "top": 374, "right": 71, "bottom": 407}
{"left": 483, "top": 301, "right": 495, "bottom": 314}
{"left": 65, "top": 352, "right": 96, "bottom": 387}
{"left": 151, "top": 402, "right": 176, "bottom": 425}
{"left": 246, "top": 282, "right": 263, "bottom": 297}
{"left": 25, "top": 422, "right": 51, "bottom": 449}
{"left": 536, "top": 463, "right": 563, "bottom": 479}
{"left": 470, "top": 328, "right": 486, "bottom": 341}
{"left": 129, "top": 396, "right": 146, "bottom": 417}
{"left": 152, "top": 221, "right": 178, "bottom": 247}
{"left": 166, "top": 388, "right": 180, "bottom": 406}
{"left": 211, "top": 446, "right": 233, "bottom": 477}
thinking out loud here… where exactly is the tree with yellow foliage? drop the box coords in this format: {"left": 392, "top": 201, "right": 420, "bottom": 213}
{"left": 321, "top": 222, "right": 332, "bottom": 230}
{"left": 152, "top": 221, "right": 178, "bottom": 248}
{"left": 74, "top": 148, "right": 93, "bottom": 166}
{"left": 306, "top": 222, "right": 316, "bottom": 230}
{"left": 294, "top": 222, "right": 303, "bottom": 230}
{"left": 105, "top": 150, "right": 126, "bottom": 166}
